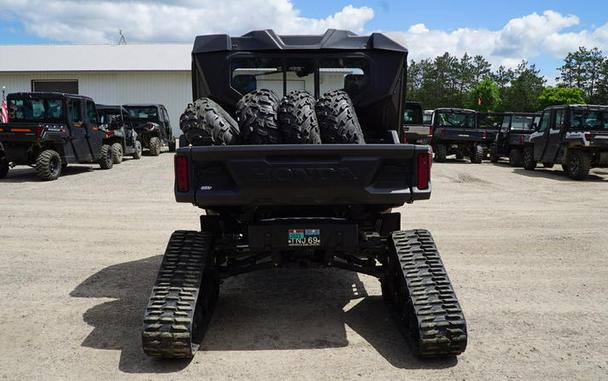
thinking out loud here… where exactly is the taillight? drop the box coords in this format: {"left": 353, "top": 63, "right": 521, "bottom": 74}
{"left": 417, "top": 150, "right": 431, "bottom": 190}
{"left": 175, "top": 155, "right": 189, "bottom": 192}
{"left": 105, "top": 130, "right": 114, "bottom": 138}
{"left": 483, "top": 130, "right": 488, "bottom": 140}
{"left": 428, "top": 125, "right": 434, "bottom": 137}
{"left": 35, "top": 126, "right": 45, "bottom": 139}
{"left": 585, "top": 133, "right": 593, "bottom": 141}
{"left": 519, "top": 135, "right": 525, "bottom": 145}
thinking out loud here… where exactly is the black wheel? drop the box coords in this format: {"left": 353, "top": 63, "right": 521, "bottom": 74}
{"left": 0, "top": 157, "right": 9, "bottom": 179}
{"left": 489, "top": 146, "right": 498, "bottom": 163}
{"left": 455, "top": 151, "right": 465, "bottom": 160}
{"left": 523, "top": 146, "right": 537, "bottom": 170}
{"left": 543, "top": 163, "right": 554, "bottom": 169}
{"left": 132, "top": 140, "right": 142, "bottom": 160}
{"left": 434, "top": 144, "right": 447, "bottom": 162}
{"left": 148, "top": 137, "right": 161, "bottom": 156}
{"left": 111, "top": 142, "right": 123, "bottom": 164}
{"left": 236, "top": 89, "right": 281, "bottom": 144}
{"left": 180, "top": 98, "right": 240, "bottom": 145}
{"left": 277, "top": 90, "right": 321, "bottom": 144}
{"left": 509, "top": 148, "right": 523, "bottom": 167}
{"left": 470, "top": 145, "right": 483, "bottom": 164}
{"left": 316, "top": 89, "right": 365, "bottom": 144}
{"left": 168, "top": 139, "right": 176, "bottom": 152}
{"left": 35, "top": 149, "right": 62, "bottom": 181}
{"left": 99, "top": 144, "right": 114, "bottom": 169}
{"left": 564, "top": 150, "right": 591, "bottom": 180}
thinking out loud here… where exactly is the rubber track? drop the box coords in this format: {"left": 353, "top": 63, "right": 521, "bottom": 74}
{"left": 142, "top": 231, "right": 213, "bottom": 358}
{"left": 391, "top": 230, "right": 467, "bottom": 357}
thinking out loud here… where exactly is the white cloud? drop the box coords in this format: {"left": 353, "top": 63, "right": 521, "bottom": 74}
{"left": 0, "top": 0, "right": 374, "bottom": 43}
{"left": 385, "top": 10, "right": 608, "bottom": 69}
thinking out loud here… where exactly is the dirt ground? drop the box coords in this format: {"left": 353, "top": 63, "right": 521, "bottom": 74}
{"left": 0, "top": 154, "right": 607, "bottom": 380}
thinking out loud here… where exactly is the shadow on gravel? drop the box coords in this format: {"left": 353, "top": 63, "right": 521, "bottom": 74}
{"left": 2, "top": 165, "right": 95, "bottom": 183}
{"left": 512, "top": 168, "right": 608, "bottom": 182}
{"left": 72, "top": 256, "right": 457, "bottom": 373}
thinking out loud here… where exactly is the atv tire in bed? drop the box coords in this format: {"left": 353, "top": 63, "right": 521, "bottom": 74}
{"left": 180, "top": 98, "right": 240, "bottom": 146}
{"left": 236, "top": 89, "right": 281, "bottom": 144}
{"left": 278, "top": 90, "right": 321, "bottom": 144}
{"left": 316, "top": 90, "right": 365, "bottom": 144}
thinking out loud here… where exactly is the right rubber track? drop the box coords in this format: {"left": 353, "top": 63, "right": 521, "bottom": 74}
{"left": 142, "top": 231, "right": 218, "bottom": 358}
{"left": 236, "top": 89, "right": 281, "bottom": 144}
{"left": 316, "top": 90, "right": 365, "bottom": 144}
{"left": 384, "top": 229, "right": 467, "bottom": 357}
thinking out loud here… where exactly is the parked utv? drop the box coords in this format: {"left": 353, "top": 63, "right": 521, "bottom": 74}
{"left": 98, "top": 105, "right": 142, "bottom": 163}
{"left": 123, "top": 104, "right": 176, "bottom": 156}
{"left": 523, "top": 104, "right": 608, "bottom": 179}
{"left": 0, "top": 92, "right": 113, "bottom": 181}
{"left": 490, "top": 112, "right": 537, "bottom": 166}
{"left": 431, "top": 108, "right": 490, "bottom": 163}
{"left": 402, "top": 101, "right": 432, "bottom": 144}
{"left": 142, "top": 30, "right": 467, "bottom": 360}
{"left": 0, "top": 142, "right": 7, "bottom": 178}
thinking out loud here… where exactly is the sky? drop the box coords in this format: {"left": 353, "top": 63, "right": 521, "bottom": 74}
{"left": 0, "top": 0, "right": 607, "bottom": 82}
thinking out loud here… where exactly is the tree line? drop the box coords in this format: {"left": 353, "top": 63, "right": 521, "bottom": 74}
{"left": 407, "top": 47, "right": 608, "bottom": 112}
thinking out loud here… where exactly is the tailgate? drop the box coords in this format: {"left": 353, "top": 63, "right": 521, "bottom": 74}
{"left": 176, "top": 144, "right": 431, "bottom": 207}
{"left": 0, "top": 123, "right": 38, "bottom": 143}
{"left": 437, "top": 127, "right": 490, "bottom": 142}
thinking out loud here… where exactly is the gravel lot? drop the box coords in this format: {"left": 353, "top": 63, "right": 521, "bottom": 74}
{"left": 0, "top": 154, "right": 607, "bottom": 380}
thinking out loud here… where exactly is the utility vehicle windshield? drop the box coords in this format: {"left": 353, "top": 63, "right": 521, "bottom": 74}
{"left": 8, "top": 97, "right": 64, "bottom": 122}
{"left": 570, "top": 110, "right": 608, "bottom": 130}
{"left": 230, "top": 56, "right": 369, "bottom": 98}
{"left": 437, "top": 112, "right": 476, "bottom": 128}
{"left": 423, "top": 111, "right": 433, "bottom": 125}
{"left": 125, "top": 106, "right": 158, "bottom": 121}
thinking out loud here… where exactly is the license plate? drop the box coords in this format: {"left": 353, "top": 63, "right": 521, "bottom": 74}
{"left": 288, "top": 229, "right": 321, "bottom": 247}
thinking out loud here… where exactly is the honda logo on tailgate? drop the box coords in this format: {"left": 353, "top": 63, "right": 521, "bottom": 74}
{"left": 245, "top": 166, "right": 359, "bottom": 184}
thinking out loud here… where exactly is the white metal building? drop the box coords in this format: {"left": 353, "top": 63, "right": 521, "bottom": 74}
{"left": 0, "top": 44, "right": 192, "bottom": 134}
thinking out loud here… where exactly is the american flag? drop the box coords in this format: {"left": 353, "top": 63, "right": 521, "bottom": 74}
{"left": 0, "top": 88, "right": 8, "bottom": 123}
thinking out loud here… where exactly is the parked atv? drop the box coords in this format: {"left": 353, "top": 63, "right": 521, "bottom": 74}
{"left": 431, "top": 108, "right": 490, "bottom": 163}
{"left": 142, "top": 29, "right": 467, "bottom": 360}
{"left": 0, "top": 92, "right": 113, "bottom": 181}
{"left": 523, "top": 104, "right": 608, "bottom": 180}
{"left": 98, "top": 105, "right": 142, "bottom": 163}
{"left": 489, "top": 112, "right": 538, "bottom": 166}
{"left": 123, "top": 104, "right": 176, "bottom": 156}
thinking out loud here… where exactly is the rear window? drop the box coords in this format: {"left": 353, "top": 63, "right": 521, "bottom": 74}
{"left": 511, "top": 115, "right": 534, "bottom": 131}
{"left": 570, "top": 110, "right": 608, "bottom": 130}
{"left": 437, "top": 112, "right": 476, "bottom": 128}
{"left": 230, "top": 55, "right": 369, "bottom": 99}
{"left": 125, "top": 106, "right": 158, "bottom": 120}
{"left": 8, "top": 97, "right": 64, "bottom": 122}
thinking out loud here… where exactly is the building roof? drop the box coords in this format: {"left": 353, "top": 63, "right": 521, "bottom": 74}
{"left": 0, "top": 43, "right": 191, "bottom": 72}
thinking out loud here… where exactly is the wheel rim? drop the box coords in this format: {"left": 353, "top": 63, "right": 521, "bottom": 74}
{"left": 50, "top": 156, "right": 60, "bottom": 176}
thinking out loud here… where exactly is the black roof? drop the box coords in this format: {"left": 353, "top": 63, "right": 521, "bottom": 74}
{"left": 192, "top": 29, "right": 407, "bottom": 54}
{"left": 8, "top": 92, "right": 92, "bottom": 101}
{"left": 434, "top": 108, "right": 477, "bottom": 114}
{"left": 545, "top": 104, "right": 608, "bottom": 111}
{"left": 123, "top": 104, "right": 164, "bottom": 108}
{"left": 97, "top": 104, "right": 127, "bottom": 112}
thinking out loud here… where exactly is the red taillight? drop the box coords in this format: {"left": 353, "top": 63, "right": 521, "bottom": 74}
{"left": 417, "top": 150, "right": 431, "bottom": 190}
{"left": 519, "top": 135, "right": 525, "bottom": 145}
{"left": 175, "top": 155, "right": 189, "bottom": 192}
{"left": 585, "top": 133, "right": 593, "bottom": 141}
{"left": 105, "top": 130, "right": 114, "bottom": 138}
{"left": 428, "top": 125, "right": 434, "bottom": 137}
{"left": 35, "top": 126, "right": 45, "bottom": 139}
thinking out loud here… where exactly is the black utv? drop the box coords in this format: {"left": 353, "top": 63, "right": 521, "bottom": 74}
{"left": 489, "top": 112, "right": 537, "bottom": 166}
{"left": 402, "top": 101, "right": 432, "bottom": 144}
{"left": 0, "top": 92, "right": 113, "bottom": 181}
{"left": 98, "top": 105, "right": 142, "bottom": 163}
{"left": 142, "top": 30, "right": 467, "bottom": 361}
{"left": 431, "top": 108, "right": 491, "bottom": 163}
{"left": 523, "top": 104, "right": 608, "bottom": 179}
{"left": 123, "top": 104, "right": 176, "bottom": 156}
